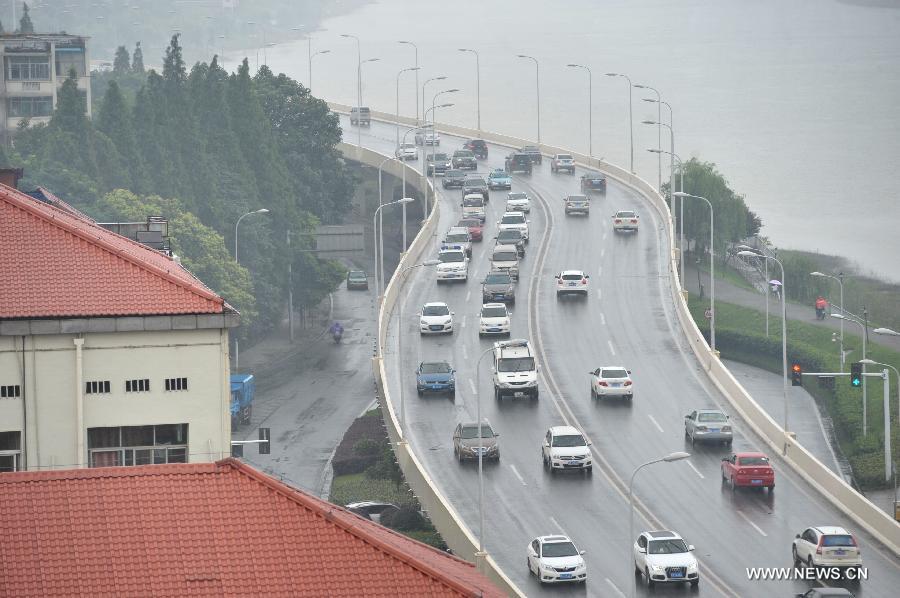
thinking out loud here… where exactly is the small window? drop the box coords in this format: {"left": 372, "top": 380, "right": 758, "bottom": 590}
{"left": 1, "top": 385, "right": 21, "bottom": 398}
{"left": 165, "top": 377, "right": 188, "bottom": 392}
{"left": 125, "top": 379, "right": 150, "bottom": 393}
{"left": 85, "top": 380, "right": 111, "bottom": 395}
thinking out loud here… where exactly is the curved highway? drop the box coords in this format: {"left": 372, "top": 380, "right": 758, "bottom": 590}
{"left": 341, "top": 116, "right": 900, "bottom": 597}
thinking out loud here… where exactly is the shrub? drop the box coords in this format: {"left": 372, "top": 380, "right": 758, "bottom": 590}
{"left": 332, "top": 414, "right": 386, "bottom": 476}
{"left": 382, "top": 505, "right": 428, "bottom": 531}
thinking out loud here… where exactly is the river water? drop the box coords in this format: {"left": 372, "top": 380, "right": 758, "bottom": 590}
{"left": 244, "top": 0, "right": 900, "bottom": 282}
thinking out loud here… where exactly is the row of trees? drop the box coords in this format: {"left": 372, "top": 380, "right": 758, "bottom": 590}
{"left": 0, "top": 2, "right": 34, "bottom": 35}
{"left": 8, "top": 35, "right": 356, "bottom": 339}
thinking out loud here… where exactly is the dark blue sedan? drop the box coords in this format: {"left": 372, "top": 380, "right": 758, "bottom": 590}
{"left": 416, "top": 361, "right": 456, "bottom": 398}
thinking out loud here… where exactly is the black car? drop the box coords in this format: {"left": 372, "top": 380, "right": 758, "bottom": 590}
{"left": 452, "top": 149, "right": 477, "bottom": 170}
{"left": 519, "top": 145, "right": 542, "bottom": 164}
{"left": 426, "top": 152, "right": 452, "bottom": 176}
{"left": 495, "top": 229, "right": 525, "bottom": 257}
{"left": 505, "top": 152, "right": 533, "bottom": 174}
{"left": 464, "top": 139, "right": 489, "bottom": 160}
{"left": 462, "top": 176, "right": 489, "bottom": 200}
{"left": 581, "top": 172, "right": 607, "bottom": 194}
{"left": 442, "top": 169, "right": 466, "bottom": 189}
{"left": 346, "top": 270, "right": 369, "bottom": 290}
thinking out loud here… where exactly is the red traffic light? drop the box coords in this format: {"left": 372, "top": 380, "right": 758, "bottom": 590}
{"left": 791, "top": 363, "right": 803, "bottom": 386}
{"left": 792, "top": 364, "right": 802, "bottom": 373}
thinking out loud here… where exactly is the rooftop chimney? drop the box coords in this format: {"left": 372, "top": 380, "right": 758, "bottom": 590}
{"left": 0, "top": 168, "right": 24, "bottom": 190}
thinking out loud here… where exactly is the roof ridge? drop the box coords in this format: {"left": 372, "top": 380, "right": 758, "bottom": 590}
{"left": 1, "top": 185, "right": 224, "bottom": 307}
{"left": 224, "top": 459, "right": 485, "bottom": 597}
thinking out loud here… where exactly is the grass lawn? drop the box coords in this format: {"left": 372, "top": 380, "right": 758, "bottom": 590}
{"left": 330, "top": 472, "right": 412, "bottom": 507}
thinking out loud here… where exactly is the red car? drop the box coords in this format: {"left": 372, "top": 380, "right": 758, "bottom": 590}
{"left": 721, "top": 452, "right": 774, "bottom": 491}
{"left": 457, "top": 218, "right": 483, "bottom": 242}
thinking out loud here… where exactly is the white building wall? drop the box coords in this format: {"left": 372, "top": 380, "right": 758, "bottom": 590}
{"left": 0, "top": 328, "right": 231, "bottom": 471}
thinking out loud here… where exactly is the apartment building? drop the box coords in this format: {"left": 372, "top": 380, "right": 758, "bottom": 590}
{"left": 0, "top": 33, "right": 90, "bottom": 143}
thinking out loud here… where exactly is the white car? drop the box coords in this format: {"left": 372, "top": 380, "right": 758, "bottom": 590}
{"left": 555, "top": 270, "right": 589, "bottom": 297}
{"left": 633, "top": 530, "right": 699, "bottom": 588}
{"left": 505, "top": 191, "right": 531, "bottom": 213}
{"left": 395, "top": 142, "right": 418, "bottom": 161}
{"left": 415, "top": 129, "right": 440, "bottom": 146}
{"left": 479, "top": 303, "right": 510, "bottom": 337}
{"left": 541, "top": 425, "right": 592, "bottom": 474}
{"left": 498, "top": 211, "right": 529, "bottom": 240}
{"left": 613, "top": 210, "right": 639, "bottom": 232}
{"left": 526, "top": 535, "right": 587, "bottom": 584}
{"left": 419, "top": 302, "right": 454, "bottom": 335}
{"left": 490, "top": 244, "right": 520, "bottom": 281}
{"left": 792, "top": 526, "right": 863, "bottom": 571}
{"left": 436, "top": 249, "right": 468, "bottom": 282}
{"left": 589, "top": 366, "right": 633, "bottom": 401}
{"left": 462, "top": 194, "right": 486, "bottom": 222}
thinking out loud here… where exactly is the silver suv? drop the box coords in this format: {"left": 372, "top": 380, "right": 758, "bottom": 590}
{"left": 490, "top": 244, "right": 520, "bottom": 281}
{"left": 482, "top": 270, "right": 515, "bottom": 304}
{"left": 453, "top": 421, "right": 499, "bottom": 462}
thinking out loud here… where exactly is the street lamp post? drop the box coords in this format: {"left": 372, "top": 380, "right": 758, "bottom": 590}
{"left": 606, "top": 73, "right": 634, "bottom": 173}
{"left": 566, "top": 64, "right": 592, "bottom": 157}
{"left": 234, "top": 208, "right": 270, "bottom": 264}
{"left": 400, "top": 125, "right": 428, "bottom": 252}
{"left": 675, "top": 192, "right": 716, "bottom": 353}
{"left": 398, "top": 41, "right": 419, "bottom": 123}
{"left": 833, "top": 313, "right": 869, "bottom": 435}
{"left": 421, "top": 76, "right": 447, "bottom": 127}
{"left": 458, "top": 48, "right": 481, "bottom": 130}
{"left": 375, "top": 156, "right": 400, "bottom": 297}
{"left": 340, "top": 34, "right": 362, "bottom": 146}
{"left": 811, "top": 271, "right": 845, "bottom": 371}
{"left": 397, "top": 259, "right": 440, "bottom": 439}
{"left": 629, "top": 452, "right": 690, "bottom": 596}
{"left": 424, "top": 102, "right": 454, "bottom": 217}
{"left": 396, "top": 66, "right": 421, "bottom": 147}
{"left": 308, "top": 49, "right": 330, "bottom": 94}
{"left": 516, "top": 54, "right": 541, "bottom": 144}
{"left": 373, "top": 198, "right": 415, "bottom": 315}
{"left": 736, "top": 243, "right": 769, "bottom": 337}
{"left": 861, "top": 358, "right": 897, "bottom": 481}
{"left": 739, "top": 251, "right": 791, "bottom": 448}
{"left": 648, "top": 148, "right": 684, "bottom": 287}
{"left": 870, "top": 330, "right": 900, "bottom": 421}
{"left": 635, "top": 84, "right": 661, "bottom": 190}
{"left": 643, "top": 119, "right": 678, "bottom": 281}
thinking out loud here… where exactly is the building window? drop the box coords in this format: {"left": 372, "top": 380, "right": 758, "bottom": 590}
{"left": 7, "top": 96, "right": 53, "bottom": 118}
{"left": 1, "top": 385, "right": 21, "bottom": 398}
{"left": 88, "top": 424, "right": 188, "bottom": 468}
{"left": 5, "top": 56, "right": 50, "bottom": 81}
{"left": 0, "top": 431, "right": 22, "bottom": 473}
{"left": 55, "top": 48, "right": 85, "bottom": 77}
{"left": 125, "top": 379, "right": 150, "bottom": 393}
{"left": 85, "top": 380, "right": 111, "bottom": 394}
{"left": 165, "top": 377, "right": 188, "bottom": 392}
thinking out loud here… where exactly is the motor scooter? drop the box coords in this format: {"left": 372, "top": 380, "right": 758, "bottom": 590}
{"left": 815, "top": 307, "right": 826, "bottom": 320}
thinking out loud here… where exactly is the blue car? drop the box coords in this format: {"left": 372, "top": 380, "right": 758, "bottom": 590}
{"left": 488, "top": 168, "right": 512, "bottom": 190}
{"left": 416, "top": 361, "right": 456, "bottom": 398}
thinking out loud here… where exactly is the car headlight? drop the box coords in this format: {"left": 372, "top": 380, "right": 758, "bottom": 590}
{"left": 503, "top": 319, "right": 510, "bottom": 327}
{"left": 420, "top": 319, "right": 428, "bottom": 326}
{"left": 444, "top": 319, "right": 452, "bottom": 325}
{"left": 541, "top": 563, "right": 555, "bottom": 571}
{"left": 650, "top": 564, "right": 665, "bottom": 572}
{"left": 687, "top": 562, "right": 698, "bottom": 572}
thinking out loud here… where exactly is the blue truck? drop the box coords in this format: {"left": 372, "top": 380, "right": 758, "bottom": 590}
{"left": 230, "top": 374, "right": 255, "bottom": 427}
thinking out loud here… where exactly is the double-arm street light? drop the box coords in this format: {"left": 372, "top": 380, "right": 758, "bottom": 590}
{"left": 606, "top": 72, "right": 634, "bottom": 172}
{"left": 871, "top": 327, "right": 900, "bottom": 421}
{"left": 629, "top": 452, "right": 690, "bottom": 596}
{"left": 234, "top": 208, "right": 269, "bottom": 264}
{"left": 373, "top": 198, "right": 415, "bottom": 310}
{"left": 566, "top": 64, "right": 592, "bottom": 157}
{"left": 811, "top": 271, "right": 845, "bottom": 371}
{"left": 422, "top": 75, "right": 447, "bottom": 126}
{"left": 833, "top": 313, "right": 869, "bottom": 435}
{"left": 674, "top": 192, "right": 716, "bottom": 354}
{"left": 516, "top": 54, "right": 541, "bottom": 144}
{"left": 397, "top": 40, "right": 419, "bottom": 123}
{"left": 458, "top": 48, "right": 481, "bottom": 130}
{"left": 635, "top": 84, "right": 662, "bottom": 190}
{"left": 648, "top": 148, "right": 684, "bottom": 286}
{"left": 739, "top": 250, "right": 791, "bottom": 449}
{"left": 396, "top": 66, "right": 421, "bottom": 146}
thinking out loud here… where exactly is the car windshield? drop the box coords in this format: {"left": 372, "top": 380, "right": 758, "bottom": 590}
{"left": 420, "top": 362, "right": 451, "bottom": 374}
{"left": 400, "top": 143, "right": 415, "bottom": 149}
{"left": 458, "top": 219, "right": 479, "bottom": 227}
{"left": 508, "top": 192, "right": 528, "bottom": 200}
{"left": 738, "top": 456, "right": 770, "bottom": 466}
{"left": 498, "top": 357, "right": 534, "bottom": 372}
{"left": 348, "top": 271, "right": 366, "bottom": 280}
{"left": 561, "top": 273, "right": 583, "bottom": 281}
{"left": 485, "top": 273, "right": 512, "bottom": 285}
{"left": 601, "top": 369, "right": 628, "bottom": 379}
{"left": 491, "top": 170, "right": 506, "bottom": 176}
{"left": 493, "top": 251, "right": 517, "bottom": 262}
{"left": 447, "top": 171, "right": 464, "bottom": 178}
{"left": 698, "top": 412, "right": 727, "bottom": 423}
{"left": 501, "top": 214, "right": 525, "bottom": 224}
{"left": 542, "top": 542, "right": 578, "bottom": 558}
{"left": 557, "top": 155, "right": 573, "bottom": 160}
{"left": 648, "top": 539, "right": 689, "bottom": 554}
{"left": 821, "top": 535, "right": 855, "bottom": 547}
{"left": 617, "top": 211, "right": 636, "bottom": 218}
{"left": 445, "top": 234, "right": 469, "bottom": 243}
{"left": 497, "top": 231, "right": 522, "bottom": 242}
{"left": 423, "top": 305, "right": 449, "bottom": 316}
{"left": 464, "top": 178, "right": 485, "bottom": 185}
{"left": 439, "top": 251, "right": 465, "bottom": 263}
{"left": 552, "top": 434, "right": 586, "bottom": 447}
{"left": 429, "top": 153, "right": 448, "bottom": 161}
{"left": 567, "top": 195, "right": 588, "bottom": 202}
{"left": 481, "top": 306, "right": 507, "bottom": 318}
{"left": 455, "top": 150, "right": 474, "bottom": 157}
{"left": 463, "top": 198, "right": 484, "bottom": 207}
{"left": 460, "top": 424, "right": 494, "bottom": 439}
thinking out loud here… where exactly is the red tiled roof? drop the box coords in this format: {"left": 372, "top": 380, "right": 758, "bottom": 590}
{"left": 0, "top": 183, "right": 224, "bottom": 319}
{"left": 0, "top": 459, "right": 505, "bottom": 598}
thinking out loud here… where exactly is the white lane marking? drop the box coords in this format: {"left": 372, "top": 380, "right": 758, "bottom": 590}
{"left": 462, "top": 344, "right": 469, "bottom": 360}
{"left": 465, "top": 290, "right": 471, "bottom": 302}
{"left": 606, "top": 339, "right": 616, "bottom": 355}
{"left": 736, "top": 510, "right": 768, "bottom": 537}
{"left": 549, "top": 516, "right": 567, "bottom": 535}
{"left": 600, "top": 248, "right": 606, "bottom": 258}
{"left": 460, "top": 316, "right": 466, "bottom": 328}
{"left": 509, "top": 464, "right": 527, "bottom": 486}
{"left": 600, "top": 312, "right": 606, "bottom": 326}
{"left": 686, "top": 460, "right": 705, "bottom": 479}
{"left": 602, "top": 230, "right": 608, "bottom": 241}
{"left": 468, "top": 378, "right": 477, "bottom": 395}
{"left": 647, "top": 414, "right": 664, "bottom": 433}
{"left": 605, "top": 578, "right": 627, "bottom": 598}
{"left": 596, "top": 289, "right": 602, "bottom": 301}
{"left": 597, "top": 265, "right": 602, "bottom": 277}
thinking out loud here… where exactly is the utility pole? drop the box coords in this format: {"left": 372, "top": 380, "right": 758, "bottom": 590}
{"left": 287, "top": 230, "right": 294, "bottom": 342}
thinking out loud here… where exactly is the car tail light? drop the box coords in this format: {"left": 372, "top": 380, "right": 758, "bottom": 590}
{"left": 624, "top": 380, "right": 632, "bottom": 386}
{"left": 597, "top": 381, "right": 609, "bottom": 387}
{"left": 581, "top": 278, "right": 587, "bottom": 285}
{"left": 557, "top": 279, "right": 563, "bottom": 286}
{"left": 630, "top": 219, "right": 637, "bottom": 224}
{"left": 614, "top": 219, "right": 622, "bottom": 224}
{"left": 816, "top": 536, "right": 825, "bottom": 555}
{"left": 722, "top": 425, "right": 732, "bottom": 432}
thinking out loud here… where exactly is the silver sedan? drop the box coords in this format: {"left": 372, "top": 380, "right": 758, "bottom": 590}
{"left": 684, "top": 409, "right": 733, "bottom": 446}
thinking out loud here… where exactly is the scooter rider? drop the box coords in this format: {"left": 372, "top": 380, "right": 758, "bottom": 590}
{"left": 328, "top": 321, "right": 344, "bottom": 341}
{"left": 815, "top": 296, "right": 828, "bottom": 320}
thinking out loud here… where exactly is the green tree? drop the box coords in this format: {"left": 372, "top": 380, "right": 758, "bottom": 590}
{"left": 113, "top": 46, "right": 131, "bottom": 75}
{"left": 52, "top": 69, "right": 88, "bottom": 136}
{"left": 132, "top": 42, "right": 144, "bottom": 73}
{"left": 97, "top": 81, "right": 143, "bottom": 191}
{"left": 19, "top": 2, "right": 34, "bottom": 34}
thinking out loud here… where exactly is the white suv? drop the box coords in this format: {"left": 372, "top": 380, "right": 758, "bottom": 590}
{"left": 589, "top": 366, "right": 633, "bottom": 401}
{"left": 526, "top": 535, "right": 587, "bottom": 584}
{"left": 505, "top": 191, "right": 531, "bottom": 213}
{"left": 419, "top": 302, "right": 454, "bottom": 335}
{"left": 492, "top": 339, "right": 538, "bottom": 400}
{"left": 395, "top": 142, "right": 418, "bottom": 161}
{"left": 479, "top": 303, "right": 510, "bottom": 337}
{"left": 436, "top": 249, "right": 468, "bottom": 282}
{"left": 634, "top": 530, "right": 699, "bottom": 588}
{"left": 490, "top": 244, "right": 520, "bottom": 281}
{"left": 497, "top": 211, "right": 529, "bottom": 241}
{"left": 542, "top": 426, "right": 592, "bottom": 473}
{"left": 555, "top": 270, "right": 589, "bottom": 297}
{"left": 792, "top": 526, "right": 862, "bottom": 572}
